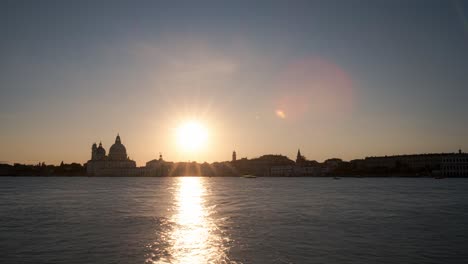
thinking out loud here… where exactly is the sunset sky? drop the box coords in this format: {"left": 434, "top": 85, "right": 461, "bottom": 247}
{"left": 1, "top": 0, "right": 467, "bottom": 165}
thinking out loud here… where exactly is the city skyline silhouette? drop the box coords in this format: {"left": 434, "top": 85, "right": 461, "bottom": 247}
{"left": 1, "top": 0, "right": 467, "bottom": 165}
{"left": 2, "top": 2, "right": 468, "bottom": 264}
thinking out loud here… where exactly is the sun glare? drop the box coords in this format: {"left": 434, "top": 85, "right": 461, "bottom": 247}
{"left": 176, "top": 121, "right": 208, "bottom": 152}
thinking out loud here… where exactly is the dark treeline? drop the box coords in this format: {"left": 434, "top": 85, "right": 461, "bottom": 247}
{"left": 0, "top": 162, "right": 86, "bottom": 176}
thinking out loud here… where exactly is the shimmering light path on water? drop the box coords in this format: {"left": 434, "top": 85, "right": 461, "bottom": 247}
{"left": 148, "top": 177, "right": 230, "bottom": 263}
{"left": 1, "top": 177, "right": 468, "bottom": 264}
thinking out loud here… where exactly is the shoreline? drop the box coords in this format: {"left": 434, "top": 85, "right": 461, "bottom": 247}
{"left": 1, "top": 175, "right": 465, "bottom": 178}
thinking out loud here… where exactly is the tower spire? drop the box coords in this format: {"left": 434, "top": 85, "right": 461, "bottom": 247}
{"left": 296, "top": 149, "right": 305, "bottom": 164}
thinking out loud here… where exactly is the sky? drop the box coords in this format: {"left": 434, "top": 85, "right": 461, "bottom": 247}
{"left": 1, "top": 0, "right": 467, "bottom": 166}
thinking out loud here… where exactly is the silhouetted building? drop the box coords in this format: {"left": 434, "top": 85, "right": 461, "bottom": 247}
{"left": 441, "top": 151, "right": 468, "bottom": 177}
{"left": 324, "top": 158, "right": 343, "bottom": 174}
{"left": 289, "top": 149, "right": 322, "bottom": 176}
{"left": 363, "top": 154, "right": 447, "bottom": 171}
{"left": 360, "top": 151, "right": 468, "bottom": 176}
{"left": 145, "top": 153, "right": 169, "bottom": 176}
{"left": 86, "top": 134, "right": 138, "bottom": 176}
{"left": 295, "top": 166, "right": 322, "bottom": 176}
{"left": 232, "top": 151, "right": 237, "bottom": 162}
{"left": 233, "top": 154, "right": 294, "bottom": 176}
{"left": 296, "top": 149, "right": 306, "bottom": 165}
{"left": 270, "top": 165, "right": 294, "bottom": 176}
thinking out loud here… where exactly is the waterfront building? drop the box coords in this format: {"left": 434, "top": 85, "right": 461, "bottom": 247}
{"left": 233, "top": 154, "right": 295, "bottom": 176}
{"left": 270, "top": 163, "right": 321, "bottom": 177}
{"left": 441, "top": 150, "right": 468, "bottom": 177}
{"left": 145, "top": 153, "right": 170, "bottom": 176}
{"left": 295, "top": 166, "right": 322, "bottom": 176}
{"left": 86, "top": 134, "right": 139, "bottom": 176}
{"left": 292, "top": 149, "right": 322, "bottom": 176}
{"left": 363, "top": 154, "right": 447, "bottom": 171}
{"left": 296, "top": 149, "right": 306, "bottom": 165}
{"left": 270, "top": 165, "right": 294, "bottom": 176}
{"left": 323, "top": 158, "right": 343, "bottom": 174}
{"left": 362, "top": 151, "right": 468, "bottom": 175}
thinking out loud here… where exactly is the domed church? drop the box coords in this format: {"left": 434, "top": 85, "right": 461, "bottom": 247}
{"left": 109, "top": 135, "right": 127, "bottom": 160}
{"left": 86, "top": 134, "right": 138, "bottom": 176}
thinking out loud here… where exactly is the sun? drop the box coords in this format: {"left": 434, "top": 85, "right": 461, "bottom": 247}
{"left": 176, "top": 121, "right": 209, "bottom": 152}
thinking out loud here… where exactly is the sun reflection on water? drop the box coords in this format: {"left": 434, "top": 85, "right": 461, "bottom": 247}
{"left": 148, "top": 177, "right": 231, "bottom": 264}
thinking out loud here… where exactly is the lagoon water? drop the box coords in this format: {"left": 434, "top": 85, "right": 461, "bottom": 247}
{"left": 1, "top": 177, "right": 468, "bottom": 264}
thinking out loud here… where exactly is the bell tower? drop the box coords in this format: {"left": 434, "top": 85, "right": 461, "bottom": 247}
{"left": 91, "top": 143, "right": 97, "bottom": 160}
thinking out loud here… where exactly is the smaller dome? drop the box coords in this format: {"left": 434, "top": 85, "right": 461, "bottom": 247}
{"left": 96, "top": 142, "right": 106, "bottom": 159}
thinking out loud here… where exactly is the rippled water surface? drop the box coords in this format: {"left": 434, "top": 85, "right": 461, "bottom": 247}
{"left": 1, "top": 177, "right": 468, "bottom": 264}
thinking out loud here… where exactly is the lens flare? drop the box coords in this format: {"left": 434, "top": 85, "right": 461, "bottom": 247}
{"left": 276, "top": 110, "right": 286, "bottom": 119}
{"left": 273, "top": 57, "right": 354, "bottom": 121}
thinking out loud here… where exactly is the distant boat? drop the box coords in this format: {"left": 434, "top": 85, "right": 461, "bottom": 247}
{"left": 333, "top": 177, "right": 341, "bottom": 180}
{"left": 242, "top": 174, "right": 257, "bottom": 178}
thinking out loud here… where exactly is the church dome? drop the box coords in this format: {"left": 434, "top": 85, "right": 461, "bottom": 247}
{"left": 96, "top": 142, "right": 106, "bottom": 160}
{"left": 109, "top": 134, "right": 127, "bottom": 160}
